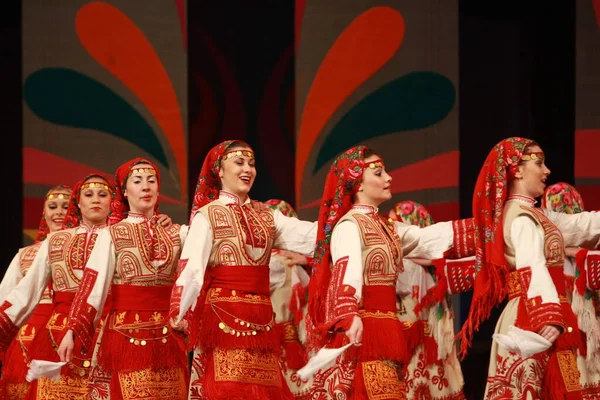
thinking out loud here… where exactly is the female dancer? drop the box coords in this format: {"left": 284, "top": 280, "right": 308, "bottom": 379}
{"left": 459, "top": 137, "right": 600, "bottom": 399}
{"left": 266, "top": 199, "right": 312, "bottom": 398}
{"left": 0, "top": 185, "right": 71, "bottom": 399}
{"left": 0, "top": 175, "right": 113, "bottom": 399}
{"left": 169, "top": 140, "right": 317, "bottom": 400}
{"left": 542, "top": 182, "right": 600, "bottom": 398}
{"left": 306, "top": 146, "right": 475, "bottom": 399}
{"left": 390, "top": 200, "right": 466, "bottom": 400}
{"left": 58, "top": 158, "right": 189, "bottom": 399}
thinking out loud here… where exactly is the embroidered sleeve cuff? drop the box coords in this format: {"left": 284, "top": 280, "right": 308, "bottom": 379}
{"left": 333, "top": 284, "right": 359, "bottom": 324}
{"left": 67, "top": 305, "right": 97, "bottom": 351}
{"left": 526, "top": 299, "right": 566, "bottom": 332}
{"left": 169, "top": 284, "right": 183, "bottom": 323}
{"left": 0, "top": 303, "right": 18, "bottom": 349}
{"left": 579, "top": 249, "right": 600, "bottom": 290}
{"left": 444, "top": 218, "right": 476, "bottom": 259}
{"left": 446, "top": 259, "right": 476, "bottom": 294}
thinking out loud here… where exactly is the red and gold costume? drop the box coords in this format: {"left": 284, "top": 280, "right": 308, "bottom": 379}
{"left": 459, "top": 137, "right": 600, "bottom": 400}
{"left": 266, "top": 199, "right": 312, "bottom": 398}
{"left": 169, "top": 141, "right": 317, "bottom": 400}
{"left": 391, "top": 201, "right": 466, "bottom": 400}
{"left": 542, "top": 182, "right": 600, "bottom": 398}
{"left": 0, "top": 175, "right": 113, "bottom": 399}
{"left": 306, "top": 146, "right": 475, "bottom": 400}
{"left": 0, "top": 188, "right": 70, "bottom": 399}
{"left": 66, "top": 159, "right": 189, "bottom": 399}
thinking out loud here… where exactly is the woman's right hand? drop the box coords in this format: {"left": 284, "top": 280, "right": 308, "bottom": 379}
{"left": 538, "top": 325, "right": 561, "bottom": 343}
{"left": 170, "top": 317, "right": 189, "bottom": 332}
{"left": 57, "top": 329, "right": 75, "bottom": 362}
{"left": 345, "top": 315, "right": 363, "bottom": 344}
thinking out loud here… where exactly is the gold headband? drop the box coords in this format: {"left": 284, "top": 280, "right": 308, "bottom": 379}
{"left": 521, "top": 152, "right": 545, "bottom": 161}
{"left": 46, "top": 192, "right": 70, "bottom": 200}
{"left": 366, "top": 161, "right": 385, "bottom": 169}
{"left": 81, "top": 181, "right": 112, "bottom": 192}
{"left": 130, "top": 168, "right": 157, "bottom": 176}
{"left": 223, "top": 150, "right": 255, "bottom": 160}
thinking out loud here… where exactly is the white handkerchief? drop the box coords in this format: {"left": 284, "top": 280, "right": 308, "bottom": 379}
{"left": 26, "top": 360, "right": 67, "bottom": 382}
{"left": 297, "top": 343, "right": 354, "bottom": 380}
{"left": 493, "top": 325, "right": 552, "bottom": 358}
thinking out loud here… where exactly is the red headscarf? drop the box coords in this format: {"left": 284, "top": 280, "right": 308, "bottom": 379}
{"left": 265, "top": 199, "right": 298, "bottom": 218}
{"left": 189, "top": 140, "right": 243, "bottom": 224}
{"left": 307, "top": 145, "right": 369, "bottom": 340}
{"left": 62, "top": 174, "right": 115, "bottom": 229}
{"left": 108, "top": 158, "right": 161, "bottom": 226}
{"left": 542, "top": 182, "right": 585, "bottom": 214}
{"left": 36, "top": 185, "right": 72, "bottom": 242}
{"left": 457, "top": 136, "right": 535, "bottom": 357}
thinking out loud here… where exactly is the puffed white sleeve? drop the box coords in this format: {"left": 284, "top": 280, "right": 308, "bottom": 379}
{"left": 170, "top": 212, "right": 213, "bottom": 324}
{"left": 272, "top": 211, "right": 318, "bottom": 256}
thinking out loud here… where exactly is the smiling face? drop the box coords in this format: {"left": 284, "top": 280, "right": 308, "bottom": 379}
{"left": 44, "top": 189, "right": 71, "bottom": 233}
{"left": 79, "top": 176, "right": 112, "bottom": 226}
{"left": 123, "top": 163, "right": 159, "bottom": 216}
{"left": 355, "top": 154, "right": 392, "bottom": 207}
{"left": 218, "top": 146, "right": 256, "bottom": 199}
{"left": 514, "top": 145, "right": 551, "bottom": 198}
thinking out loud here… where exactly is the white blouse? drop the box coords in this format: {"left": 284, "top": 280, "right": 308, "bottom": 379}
{"left": 174, "top": 191, "right": 317, "bottom": 323}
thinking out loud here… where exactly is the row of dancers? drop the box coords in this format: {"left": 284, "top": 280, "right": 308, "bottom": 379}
{"left": 0, "top": 137, "right": 599, "bottom": 399}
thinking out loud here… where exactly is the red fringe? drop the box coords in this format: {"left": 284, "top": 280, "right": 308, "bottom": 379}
{"left": 415, "top": 260, "right": 448, "bottom": 315}
{"left": 542, "top": 349, "right": 583, "bottom": 400}
{"left": 97, "top": 327, "right": 187, "bottom": 373}
{"left": 282, "top": 329, "right": 308, "bottom": 371}
{"left": 196, "top": 300, "right": 281, "bottom": 352}
{"left": 28, "top": 326, "right": 60, "bottom": 362}
{"left": 456, "top": 263, "right": 508, "bottom": 359}
{"left": 289, "top": 284, "right": 307, "bottom": 326}
{"left": 350, "top": 362, "right": 370, "bottom": 400}
{"left": 199, "top": 350, "right": 293, "bottom": 400}
{"left": 423, "top": 336, "right": 440, "bottom": 366}
{"left": 576, "top": 249, "right": 590, "bottom": 295}
{"left": 2, "top": 337, "right": 28, "bottom": 382}
{"left": 359, "top": 315, "right": 407, "bottom": 363}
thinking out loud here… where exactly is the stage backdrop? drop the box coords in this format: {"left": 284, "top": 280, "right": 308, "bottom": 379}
{"left": 576, "top": 0, "right": 600, "bottom": 210}
{"left": 22, "top": 0, "right": 187, "bottom": 244}
{"left": 295, "top": 0, "right": 459, "bottom": 223}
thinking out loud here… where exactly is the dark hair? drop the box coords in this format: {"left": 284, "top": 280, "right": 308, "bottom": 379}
{"left": 363, "top": 147, "right": 378, "bottom": 159}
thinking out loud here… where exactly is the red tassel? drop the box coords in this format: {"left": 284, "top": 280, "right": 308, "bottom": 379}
{"left": 280, "top": 321, "right": 307, "bottom": 370}
{"left": 423, "top": 336, "right": 440, "bottom": 366}
{"left": 359, "top": 315, "right": 408, "bottom": 363}
{"left": 456, "top": 263, "right": 508, "bottom": 359}
{"left": 1, "top": 337, "right": 29, "bottom": 383}
{"left": 576, "top": 249, "right": 589, "bottom": 295}
{"left": 97, "top": 327, "right": 188, "bottom": 373}
{"left": 196, "top": 300, "right": 280, "bottom": 352}
{"left": 283, "top": 339, "right": 308, "bottom": 370}
{"left": 415, "top": 260, "right": 448, "bottom": 315}
{"left": 402, "top": 321, "right": 425, "bottom": 361}
{"left": 542, "top": 349, "right": 583, "bottom": 400}
{"left": 289, "top": 284, "right": 307, "bottom": 326}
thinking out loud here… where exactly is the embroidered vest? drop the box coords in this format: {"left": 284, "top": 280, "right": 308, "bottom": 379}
{"left": 338, "top": 209, "right": 403, "bottom": 287}
{"left": 19, "top": 242, "right": 52, "bottom": 303}
{"left": 47, "top": 227, "right": 100, "bottom": 292}
{"left": 503, "top": 201, "right": 565, "bottom": 271}
{"left": 200, "top": 201, "right": 275, "bottom": 267}
{"left": 108, "top": 221, "right": 182, "bottom": 286}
